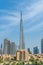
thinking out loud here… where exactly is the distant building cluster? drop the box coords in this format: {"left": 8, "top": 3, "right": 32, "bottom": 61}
{"left": 0, "top": 38, "right": 16, "bottom": 55}
{"left": 3, "top": 38, "right": 17, "bottom": 55}
{"left": 28, "top": 38, "right": 43, "bottom": 54}
{"left": 0, "top": 38, "right": 43, "bottom": 56}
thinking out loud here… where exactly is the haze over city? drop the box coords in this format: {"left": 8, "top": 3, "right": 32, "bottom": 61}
{"left": 0, "top": 0, "right": 43, "bottom": 53}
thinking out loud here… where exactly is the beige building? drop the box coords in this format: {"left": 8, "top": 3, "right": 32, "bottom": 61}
{"left": 16, "top": 49, "right": 30, "bottom": 61}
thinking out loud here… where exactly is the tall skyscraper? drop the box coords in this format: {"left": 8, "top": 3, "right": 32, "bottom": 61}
{"left": 19, "top": 11, "right": 25, "bottom": 49}
{"left": 3, "top": 39, "right": 10, "bottom": 54}
{"left": 33, "top": 46, "right": 39, "bottom": 54}
{"left": 41, "top": 39, "right": 43, "bottom": 53}
{"left": 10, "top": 42, "right": 17, "bottom": 55}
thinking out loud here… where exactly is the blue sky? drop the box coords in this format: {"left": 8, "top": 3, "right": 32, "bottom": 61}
{"left": 0, "top": 0, "right": 43, "bottom": 53}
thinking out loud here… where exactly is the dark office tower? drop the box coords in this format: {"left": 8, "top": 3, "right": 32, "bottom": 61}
{"left": 3, "top": 39, "right": 10, "bottom": 54}
{"left": 41, "top": 39, "right": 43, "bottom": 53}
{"left": 0, "top": 49, "right": 2, "bottom": 55}
{"left": 33, "top": 46, "right": 39, "bottom": 54}
{"left": 27, "top": 48, "right": 32, "bottom": 54}
{"left": 19, "top": 11, "right": 25, "bottom": 49}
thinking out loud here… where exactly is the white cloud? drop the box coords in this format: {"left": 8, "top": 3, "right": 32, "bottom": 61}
{"left": 25, "top": 22, "right": 43, "bottom": 33}
{"left": 0, "top": 15, "right": 20, "bottom": 29}
{"left": 0, "top": 0, "right": 43, "bottom": 34}
{"left": 23, "top": 0, "right": 43, "bottom": 21}
{"left": 0, "top": 0, "right": 43, "bottom": 24}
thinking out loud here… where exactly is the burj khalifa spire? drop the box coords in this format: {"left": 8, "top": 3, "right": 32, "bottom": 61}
{"left": 19, "top": 11, "right": 25, "bottom": 49}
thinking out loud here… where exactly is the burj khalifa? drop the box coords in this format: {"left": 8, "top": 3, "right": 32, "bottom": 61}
{"left": 19, "top": 11, "right": 25, "bottom": 49}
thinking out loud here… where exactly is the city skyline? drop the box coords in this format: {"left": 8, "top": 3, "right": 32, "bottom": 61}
{"left": 0, "top": 0, "right": 43, "bottom": 53}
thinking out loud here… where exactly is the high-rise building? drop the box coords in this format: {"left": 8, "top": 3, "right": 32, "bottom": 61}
{"left": 41, "top": 39, "right": 43, "bottom": 53}
{"left": 33, "top": 46, "right": 39, "bottom": 54}
{"left": 3, "top": 39, "right": 10, "bottom": 54}
{"left": 19, "top": 11, "right": 25, "bottom": 49}
{"left": 10, "top": 42, "right": 17, "bottom": 55}
{"left": 0, "top": 49, "right": 2, "bottom": 55}
{"left": 27, "top": 48, "right": 32, "bottom": 54}
{"left": 0, "top": 44, "right": 3, "bottom": 55}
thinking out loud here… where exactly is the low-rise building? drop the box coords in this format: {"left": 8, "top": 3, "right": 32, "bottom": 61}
{"left": 16, "top": 49, "right": 30, "bottom": 61}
